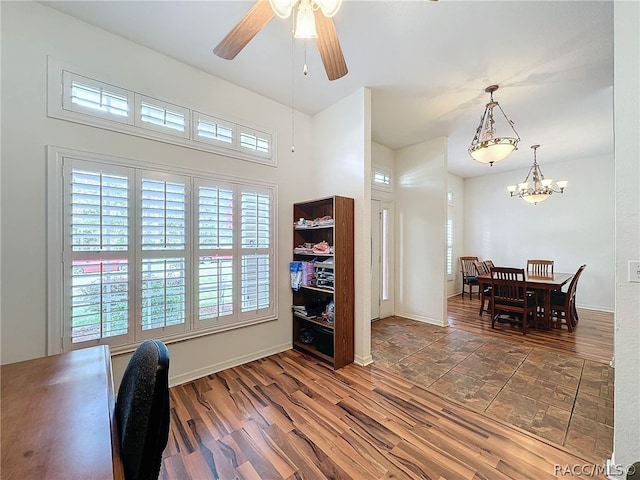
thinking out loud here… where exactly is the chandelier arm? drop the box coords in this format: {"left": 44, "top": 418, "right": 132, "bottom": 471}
{"left": 471, "top": 107, "right": 490, "bottom": 145}
{"left": 495, "top": 102, "right": 520, "bottom": 140}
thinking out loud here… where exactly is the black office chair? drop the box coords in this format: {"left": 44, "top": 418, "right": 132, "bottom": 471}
{"left": 116, "top": 339, "right": 170, "bottom": 480}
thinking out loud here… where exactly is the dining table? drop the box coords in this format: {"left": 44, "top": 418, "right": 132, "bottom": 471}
{"left": 477, "top": 271, "right": 574, "bottom": 329}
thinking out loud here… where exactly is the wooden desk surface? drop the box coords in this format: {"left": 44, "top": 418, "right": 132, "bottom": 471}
{"left": 1, "top": 345, "right": 124, "bottom": 480}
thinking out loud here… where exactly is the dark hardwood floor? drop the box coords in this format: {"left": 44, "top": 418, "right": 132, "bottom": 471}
{"left": 447, "top": 294, "right": 613, "bottom": 364}
{"left": 160, "top": 297, "right": 613, "bottom": 479}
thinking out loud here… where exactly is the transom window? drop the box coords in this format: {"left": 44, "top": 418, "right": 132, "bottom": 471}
{"left": 48, "top": 59, "right": 276, "bottom": 165}
{"left": 372, "top": 167, "right": 392, "bottom": 190}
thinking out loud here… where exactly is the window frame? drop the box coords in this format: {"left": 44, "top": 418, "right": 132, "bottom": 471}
{"left": 47, "top": 57, "right": 276, "bottom": 166}
{"left": 135, "top": 95, "right": 190, "bottom": 138}
{"left": 446, "top": 191, "right": 454, "bottom": 277}
{"left": 372, "top": 167, "right": 393, "bottom": 191}
{"left": 47, "top": 146, "right": 277, "bottom": 355}
{"left": 193, "top": 111, "right": 237, "bottom": 149}
{"left": 62, "top": 71, "right": 134, "bottom": 125}
{"left": 238, "top": 126, "right": 272, "bottom": 159}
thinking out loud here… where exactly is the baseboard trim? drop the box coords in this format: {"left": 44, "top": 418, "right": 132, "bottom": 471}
{"left": 355, "top": 354, "right": 373, "bottom": 366}
{"left": 168, "top": 341, "right": 292, "bottom": 387}
{"left": 395, "top": 311, "right": 447, "bottom": 327}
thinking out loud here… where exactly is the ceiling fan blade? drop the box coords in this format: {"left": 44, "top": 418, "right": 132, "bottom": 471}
{"left": 213, "top": 0, "right": 275, "bottom": 60}
{"left": 314, "top": 11, "right": 348, "bottom": 81}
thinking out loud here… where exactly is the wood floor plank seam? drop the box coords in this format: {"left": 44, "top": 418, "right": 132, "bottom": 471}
{"left": 160, "top": 297, "right": 612, "bottom": 479}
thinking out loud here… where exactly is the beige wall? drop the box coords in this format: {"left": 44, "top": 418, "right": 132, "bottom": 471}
{"left": 394, "top": 137, "right": 448, "bottom": 326}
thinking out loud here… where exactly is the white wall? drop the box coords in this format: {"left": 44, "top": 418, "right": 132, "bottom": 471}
{"left": 0, "top": 2, "right": 315, "bottom": 386}
{"left": 394, "top": 137, "right": 447, "bottom": 326}
{"left": 463, "top": 153, "right": 615, "bottom": 311}
{"left": 612, "top": 0, "right": 640, "bottom": 472}
{"left": 447, "top": 173, "right": 464, "bottom": 297}
{"left": 312, "top": 88, "right": 372, "bottom": 365}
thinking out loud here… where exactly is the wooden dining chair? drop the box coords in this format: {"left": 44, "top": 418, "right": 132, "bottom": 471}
{"left": 549, "top": 264, "right": 586, "bottom": 332}
{"left": 490, "top": 267, "right": 537, "bottom": 335}
{"left": 483, "top": 259, "right": 495, "bottom": 269}
{"left": 460, "top": 256, "right": 480, "bottom": 300}
{"left": 527, "top": 259, "right": 554, "bottom": 276}
{"left": 473, "top": 260, "right": 491, "bottom": 315}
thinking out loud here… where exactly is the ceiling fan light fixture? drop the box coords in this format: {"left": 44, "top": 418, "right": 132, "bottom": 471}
{"left": 317, "top": 0, "right": 342, "bottom": 17}
{"left": 269, "top": 0, "right": 296, "bottom": 18}
{"left": 294, "top": 0, "right": 318, "bottom": 38}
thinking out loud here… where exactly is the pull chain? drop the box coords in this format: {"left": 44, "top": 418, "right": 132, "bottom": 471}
{"left": 291, "top": 15, "right": 295, "bottom": 153}
{"left": 303, "top": 42, "right": 308, "bottom": 76}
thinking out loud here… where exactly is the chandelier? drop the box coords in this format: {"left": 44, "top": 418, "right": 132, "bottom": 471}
{"left": 469, "top": 85, "right": 520, "bottom": 165}
{"left": 507, "top": 145, "right": 568, "bottom": 204}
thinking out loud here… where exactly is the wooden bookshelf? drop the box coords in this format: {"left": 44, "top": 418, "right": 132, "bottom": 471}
{"left": 291, "top": 196, "right": 354, "bottom": 368}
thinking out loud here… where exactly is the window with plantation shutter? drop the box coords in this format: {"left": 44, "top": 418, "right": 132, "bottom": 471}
{"left": 66, "top": 162, "right": 132, "bottom": 347}
{"left": 197, "top": 183, "right": 234, "bottom": 323}
{"left": 194, "top": 112, "right": 235, "bottom": 147}
{"left": 140, "top": 176, "right": 188, "bottom": 335}
{"left": 136, "top": 96, "right": 189, "bottom": 138}
{"left": 446, "top": 191, "right": 454, "bottom": 277}
{"left": 62, "top": 71, "right": 131, "bottom": 123}
{"left": 240, "top": 190, "right": 271, "bottom": 314}
{"left": 49, "top": 147, "right": 276, "bottom": 353}
{"left": 239, "top": 127, "right": 271, "bottom": 156}
{"left": 446, "top": 218, "right": 454, "bottom": 275}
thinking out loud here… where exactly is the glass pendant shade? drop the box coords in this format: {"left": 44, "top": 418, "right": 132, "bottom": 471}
{"left": 318, "top": 0, "right": 342, "bottom": 17}
{"left": 522, "top": 193, "right": 550, "bottom": 203}
{"left": 294, "top": 0, "right": 318, "bottom": 38}
{"left": 269, "top": 0, "right": 296, "bottom": 18}
{"left": 469, "top": 138, "right": 518, "bottom": 163}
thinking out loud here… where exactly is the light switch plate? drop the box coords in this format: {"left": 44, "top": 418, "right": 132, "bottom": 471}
{"left": 629, "top": 260, "right": 640, "bottom": 283}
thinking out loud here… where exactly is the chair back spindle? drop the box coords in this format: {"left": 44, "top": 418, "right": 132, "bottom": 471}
{"left": 460, "top": 256, "right": 480, "bottom": 299}
{"left": 490, "top": 267, "right": 536, "bottom": 335}
{"left": 527, "top": 259, "right": 554, "bottom": 276}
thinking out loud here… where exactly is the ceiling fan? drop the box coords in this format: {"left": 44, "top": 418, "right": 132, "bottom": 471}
{"left": 213, "top": 0, "right": 348, "bottom": 81}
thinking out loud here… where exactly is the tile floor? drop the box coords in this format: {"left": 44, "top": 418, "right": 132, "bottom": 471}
{"left": 370, "top": 316, "right": 614, "bottom": 463}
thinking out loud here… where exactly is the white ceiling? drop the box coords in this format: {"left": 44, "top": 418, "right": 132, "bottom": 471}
{"left": 41, "top": 0, "right": 614, "bottom": 179}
